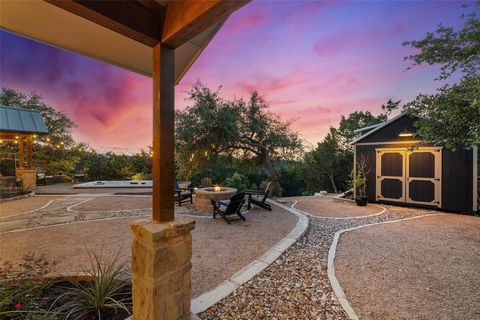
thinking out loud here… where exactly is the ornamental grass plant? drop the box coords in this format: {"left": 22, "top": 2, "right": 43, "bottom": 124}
{"left": 50, "top": 249, "right": 131, "bottom": 320}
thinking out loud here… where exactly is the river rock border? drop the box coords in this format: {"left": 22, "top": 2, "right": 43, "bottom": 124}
{"left": 190, "top": 200, "right": 309, "bottom": 314}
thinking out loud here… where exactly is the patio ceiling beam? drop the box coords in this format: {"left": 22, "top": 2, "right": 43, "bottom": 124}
{"left": 45, "top": 0, "right": 164, "bottom": 47}
{"left": 161, "top": 0, "right": 250, "bottom": 48}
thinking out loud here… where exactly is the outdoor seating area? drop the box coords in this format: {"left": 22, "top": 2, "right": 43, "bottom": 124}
{"left": 0, "top": 192, "right": 298, "bottom": 298}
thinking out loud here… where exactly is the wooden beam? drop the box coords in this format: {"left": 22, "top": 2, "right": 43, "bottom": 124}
{"left": 152, "top": 43, "right": 175, "bottom": 223}
{"left": 162, "top": 0, "right": 250, "bottom": 48}
{"left": 45, "top": 0, "right": 164, "bottom": 47}
{"left": 18, "top": 138, "right": 24, "bottom": 169}
{"left": 0, "top": 133, "right": 19, "bottom": 140}
{"left": 26, "top": 136, "right": 33, "bottom": 170}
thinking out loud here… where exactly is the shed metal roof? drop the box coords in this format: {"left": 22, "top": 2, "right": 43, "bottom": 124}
{"left": 0, "top": 106, "right": 49, "bottom": 135}
{"left": 350, "top": 113, "right": 409, "bottom": 145}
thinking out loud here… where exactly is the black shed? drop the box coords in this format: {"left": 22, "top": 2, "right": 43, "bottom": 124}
{"left": 351, "top": 113, "right": 478, "bottom": 213}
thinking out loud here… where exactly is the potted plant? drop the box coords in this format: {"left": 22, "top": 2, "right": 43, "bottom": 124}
{"left": 355, "top": 155, "right": 369, "bottom": 206}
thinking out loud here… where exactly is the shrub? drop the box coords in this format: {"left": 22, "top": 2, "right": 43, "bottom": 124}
{"left": 190, "top": 164, "right": 236, "bottom": 187}
{"left": 278, "top": 164, "right": 306, "bottom": 197}
{"left": 131, "top": 172, "right": 151, "bottom": 181}
{"left": 224, "top": 172, "right": 250, "bottom": 193}
{"left": 0, "top": 254, "right": 57, "bottom": 320}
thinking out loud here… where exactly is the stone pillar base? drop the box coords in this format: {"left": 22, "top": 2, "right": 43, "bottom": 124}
{"left": 131, "top": 218, "right": 195, "bottom": 320}
{"left": 16, "top": 169, "right": 36, "bottom": 191}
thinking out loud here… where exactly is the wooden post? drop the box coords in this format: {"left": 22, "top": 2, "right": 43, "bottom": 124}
{"left": 152, "top": 43, "right": 175, "bottom": 223}
{"left": 26, "top": 135, "right": 33, "bottom": 169}
{"left": 18, "top": 137, "right": 24, "bottom": 168}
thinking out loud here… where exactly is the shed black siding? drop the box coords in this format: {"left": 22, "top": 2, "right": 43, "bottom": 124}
{"left": 442, "top": 148, "right": 473, "bottom": 212}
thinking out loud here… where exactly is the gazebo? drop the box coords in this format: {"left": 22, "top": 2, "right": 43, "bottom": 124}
{"left": 0, "top": 105, "right": 49, "bottom": 191}
{"left": 1, "top": 1, "right": 250, "bottom": 319}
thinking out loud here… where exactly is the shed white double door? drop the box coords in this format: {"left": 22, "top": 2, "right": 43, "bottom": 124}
{"left": 375, "top": 147, "right": 442, "bottom": 207}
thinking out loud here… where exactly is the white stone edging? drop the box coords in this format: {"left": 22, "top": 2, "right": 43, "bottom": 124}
{"left": 292, "top": 200, "right": 387, "bottom": 220}
{"left": 190, "top": 200, "right": 309, "bottom": 314}
{"left": 327, "top": 213, "right": 441, "bottom": 320}
{"left": 1, "top": 214, "right": 147, "bottom": 235}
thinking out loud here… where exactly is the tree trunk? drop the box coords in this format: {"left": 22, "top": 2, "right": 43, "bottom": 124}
{"left": 328, "top": 171, "right": 338, "bottom": 194}
{"left": 261, "top": 149, "right": 278, "bottom": 197}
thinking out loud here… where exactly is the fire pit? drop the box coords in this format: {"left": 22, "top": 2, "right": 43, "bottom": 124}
{"left": 194, "top": 186, "right": 237, "bottom": 212}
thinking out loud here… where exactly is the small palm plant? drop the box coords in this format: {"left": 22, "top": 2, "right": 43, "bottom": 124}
{"left": 51, "top": 249, "right": 131, "bottom": 320}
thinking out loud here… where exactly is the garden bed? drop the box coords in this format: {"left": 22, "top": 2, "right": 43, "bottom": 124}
{"left": 1, "top": 254, "right": 132, "bottom": 320}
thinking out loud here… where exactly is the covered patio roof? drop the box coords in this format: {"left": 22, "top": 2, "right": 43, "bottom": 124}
{"left": 0, "top": 105, "right": 49, "bottom": 137}
{"left": 0, "top": 0, "right": 237, "bottom": 82}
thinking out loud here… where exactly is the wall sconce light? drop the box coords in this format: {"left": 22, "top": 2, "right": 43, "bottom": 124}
{"left": 399, "top": 128, "right": 413, "bottom": 137}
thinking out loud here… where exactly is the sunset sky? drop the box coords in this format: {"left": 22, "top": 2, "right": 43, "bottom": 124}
{"left": 0, "top": 1, "right": 468, "bottom": 153}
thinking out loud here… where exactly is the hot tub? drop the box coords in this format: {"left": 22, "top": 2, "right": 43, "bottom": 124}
{"left": 73, "top": 180, "right": 152, "bottom": 188}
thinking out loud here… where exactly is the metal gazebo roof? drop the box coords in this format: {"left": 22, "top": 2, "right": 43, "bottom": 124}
{"left": 0, "top": 105, "right": 49, "bottom": 135}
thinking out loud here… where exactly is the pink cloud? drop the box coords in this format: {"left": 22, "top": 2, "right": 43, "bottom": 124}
{"left": 314, "top": 23, "right": 406, "bottom": 58}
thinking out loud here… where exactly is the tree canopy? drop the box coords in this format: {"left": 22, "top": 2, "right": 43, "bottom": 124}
{"left": 400, "top": 2, "right": 480, "bottom": 148}
{"left": 402, "top": 2, "right": 480, "bottom": 80}
{"left": 338, "top": 110, "right": 388, "bottom": 145}
{"left": 303, "top": 110, "right": 386, "bottom": 193}
{"left": 0, "top": 88, "right": 76, "bottom": 147}
{"left": 176, "top": 82, "right": 303, "bottom": 191}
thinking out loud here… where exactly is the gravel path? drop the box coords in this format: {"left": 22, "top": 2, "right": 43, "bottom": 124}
{"left": 0, "top": 195, "right": 62, "bottom": 219}
{"left": 335, "top": 214, "right": 480, "bottom": 320}
{"left": 199, "top": 199, "right": 435, "bottom": 320}
{"left": 71, "top": 195, "right": 151, "bottom": 212}
{"left": 0, "top": 195, "right": 151, "bottom": 233}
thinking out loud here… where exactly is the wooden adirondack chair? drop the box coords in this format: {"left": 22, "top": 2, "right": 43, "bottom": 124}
{"left": 245, "top": 181, "right": 274, "bottom": 211}
{"left": 174, "top": 181, "right": 193, "bottom": 206}
{"left": 211, "top": 192, "right": 246, "bottom": 224}
{"left": 35, "top": 167, "right": 54, "bottom": 185}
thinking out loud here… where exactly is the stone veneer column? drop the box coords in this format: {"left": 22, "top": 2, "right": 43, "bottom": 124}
{"left": 16, "top": 168, "right": 36, "bottom": 191}
{"left": 131, "top": 218, "right": 195, "bottom": 320}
